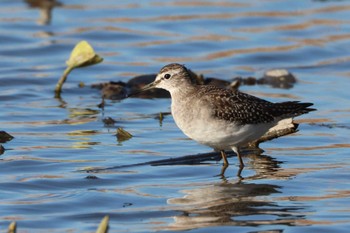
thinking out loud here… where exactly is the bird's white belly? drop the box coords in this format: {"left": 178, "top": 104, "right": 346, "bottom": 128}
{"left": 184, "top": 120, "right": 272, "bottom": 150}
{"left": 172, "top": 102, "right": 274, "bottom": 150}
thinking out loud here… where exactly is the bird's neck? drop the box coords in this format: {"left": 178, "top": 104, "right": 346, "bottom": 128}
{"left": 168, "top": 84, "right": 197, "bottom": 102}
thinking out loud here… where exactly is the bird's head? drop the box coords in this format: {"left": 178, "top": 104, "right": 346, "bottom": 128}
{"left": 141, "top": 63, "right": 192, "bottom": 92}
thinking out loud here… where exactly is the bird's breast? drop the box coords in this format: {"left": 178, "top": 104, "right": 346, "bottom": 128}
{"left": 170, "top": 97, "right": 274, "bottom": 150}
{"left": 171, "top": 98, "right": 237, "bottom": 147}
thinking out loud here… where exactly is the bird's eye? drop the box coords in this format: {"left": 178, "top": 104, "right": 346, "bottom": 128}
{"left": 164, "top": 73, "right": 171, "bottom": 79}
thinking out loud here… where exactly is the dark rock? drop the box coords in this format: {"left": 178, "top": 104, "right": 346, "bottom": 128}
{"left": 244, "top": 76, "right": 257, "bottom": 85}
{"left": 204, "top": 77, "right": 231, "bottom": 88}
{"left": 188, "top": 70, "right": 204, "bottom": 85}
{"left": 91, "top": 81, "right": 128, "bottom": 100}
{"left": 0, "top": 131, "right": 14, "bottom": 143}
{"left": 258, "top": 69, "right": 297, "bottom": 89}
{"left": 91, "top": 67, "right": 296, "bottom": 100}
{"left": 126, "top": 74, "right": 170, "bottom": 98}
{"left": 126, "top": 74, "right": 156, "bottom": 90}
{"left": 103, "top": 117, "right": 116, "bottom": 126}
{"left": 0, "top": 145, "right": 4, "bottom": 155}
{"left": 101, "top": 84, "right": 128, "bottom": 100}
{"left": 91, "top": 81, "right": 126, "bottom": 90}
{"left": 123, "top": 202, "right": 133, "bottom": 207}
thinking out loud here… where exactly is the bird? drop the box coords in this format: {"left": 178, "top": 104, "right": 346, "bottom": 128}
{"left": 139, "top": 63, "right": 315, "bottom": 176}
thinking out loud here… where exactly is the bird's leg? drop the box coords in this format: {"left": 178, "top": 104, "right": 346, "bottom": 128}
{"left": 231, "top": 147, "right": 245, "bottom": 178}
{"left": 220, "top": 150, "right": 229, "bottom": 176}
{"left": 236, "top": 150, "right": 244, "bottom": 178}
{"left": 237, "top": 150, "right": 244, "bottom": 169}
{"left": 220, "top": 150, "right": 229, "bottom": 167}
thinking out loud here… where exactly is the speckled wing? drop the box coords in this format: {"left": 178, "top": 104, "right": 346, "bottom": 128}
{"left": 199, "top": 86, "right": 275, "bottom": 125}
{"left": 199, "top": 85, "right": 315, "bottom": 125}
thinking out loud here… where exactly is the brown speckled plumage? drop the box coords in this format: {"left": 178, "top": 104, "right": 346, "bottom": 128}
{"left": 197, "top": 85, "right": 315, "bottom": 125}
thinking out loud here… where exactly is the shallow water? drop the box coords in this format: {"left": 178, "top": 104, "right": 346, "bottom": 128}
{"left": 1, "top": 0, "right": 350, "bottom": 232}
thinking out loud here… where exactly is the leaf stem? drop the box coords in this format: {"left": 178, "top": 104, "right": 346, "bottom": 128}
{"left": 54, "top": 66, "right": 74, "bottom": 98}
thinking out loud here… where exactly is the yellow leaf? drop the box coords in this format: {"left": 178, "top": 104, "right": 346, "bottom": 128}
{"left": 66, "top": 40, "right": 103, "bottom": 68}
{"left": 96, "top": 215, "right": 109, "bottom": 233}
{"left": 116, "top": 128, "right": 133, "bottom": 142}
{"left": 8, "top": 221, "right": 16, "bottom": 233}
{"left": 55, "top": 40, "right": 103, "bottom": 97}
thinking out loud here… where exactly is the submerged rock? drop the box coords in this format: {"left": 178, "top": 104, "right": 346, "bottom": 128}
{"left": 0, "top": 145, "right": 4, "bottom": 155}
{"left": 126, "top": 74, "right": 170, "bottom": 98}
{"left": 0, "top": 131, "right": 13, "bottom": 155}
{"left": 91, "top": 68, "right": 297, "bottom": 99}
{"left": 204, "top": 77, "right": 231, "bottom": 89}
{"left": 0, "top": 131, "right": 14, "bottom": 143}
{"left": 91, "top": 81, "right": 128, "bottom": 100}
{"left": 258, "top": 69, "right": 297, "bottom": 89}
{"left": 101, "top": 83, "right": 128, "bottom": 100}
{"left": 233, "top": 69, "right": 296, "bottom": 89}
{"left": 102, "top": 117, "right": 117, "bottom": 126}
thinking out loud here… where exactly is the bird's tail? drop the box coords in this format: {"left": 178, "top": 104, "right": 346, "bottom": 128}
{"left": 271, "top": 101, "right": 316, "bottom": 118}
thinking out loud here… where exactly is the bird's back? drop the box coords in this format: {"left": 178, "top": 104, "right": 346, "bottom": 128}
{"left": 194, "top": 85, "right": 315, "bottom": 125}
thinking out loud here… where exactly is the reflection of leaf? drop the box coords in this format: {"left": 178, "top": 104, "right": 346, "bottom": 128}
{"left": 116, "top": 127, "right": 133, "bottom": 142}
{"left": 68, "top": 130, "right": 99, "bottom": 136}
{"left": 68, "top": 108, "right": 100, "bottom": 118}
{"left": 55, "top": 40, "right": 103, "bottom": 98}
{"left": 71, "top": 141, "right": 101, "bottom": 149}
{"left": 96, "top": 215, "right": 109, "bottom": 233}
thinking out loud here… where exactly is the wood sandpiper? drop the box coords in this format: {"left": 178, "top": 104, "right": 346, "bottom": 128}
{"left": 139, "top": 63, "right": 315, "bottom": 176}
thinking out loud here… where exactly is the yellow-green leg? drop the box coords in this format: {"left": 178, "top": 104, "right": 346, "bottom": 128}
{"left": 220, "top": 150, "right": 229, "bottom": 176}
{"left": 220, "top": 150, "right": 229, "bottom": 167}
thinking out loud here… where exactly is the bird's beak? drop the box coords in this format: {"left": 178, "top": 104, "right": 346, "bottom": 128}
{"left": 140, "top": 79, "right": 160, "bottom": 92}
{"left": 127, "top": 79, "right": 160, "bottom": 97}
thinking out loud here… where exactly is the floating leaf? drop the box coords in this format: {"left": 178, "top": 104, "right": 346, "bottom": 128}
{"left": 96, "top": 215, "right": 109, "bottom": 233}
{"left": 116, "top": 127, "right": 133, "bottom": 142}
{"left": 55, "top": 40, "right": 103, "bottom": 98}
{"left": 8, "top": 221, "right": 16, "bottom": 233}
{"left": 66, "top": 40, "right": 103, "bottom": 69}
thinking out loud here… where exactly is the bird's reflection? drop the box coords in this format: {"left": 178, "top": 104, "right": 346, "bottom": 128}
{"left": 165, "top": 180, "right": 305, "bottom": 231}
{"left": 24, "top": 0, "right": 62, "bottom": 25}
{"left": 86, "top": 149, "right": 285, "bottom": 180}
{"left": 215, "top": 150, "right": 282, "bottom": 179}
{"left": 242, "top": 153, "right": 282, "bottom": 180}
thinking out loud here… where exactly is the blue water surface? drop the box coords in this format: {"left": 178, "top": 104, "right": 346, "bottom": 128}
{"left": 0, "top": 0, "right": 349, "bottom": 232}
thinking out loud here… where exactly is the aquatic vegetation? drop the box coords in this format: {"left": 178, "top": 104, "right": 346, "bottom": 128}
{"left": 116, "top": 127, "right": 133, "bottom": 142}
{"left": 55, "top": 40, "right": 103, "bottom": 98}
